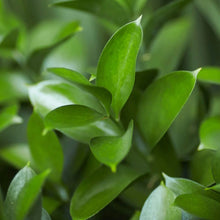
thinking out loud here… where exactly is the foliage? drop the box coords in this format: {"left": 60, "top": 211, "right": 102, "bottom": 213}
{"left": 0, "top": 0, "right": 220, "bottom": 219}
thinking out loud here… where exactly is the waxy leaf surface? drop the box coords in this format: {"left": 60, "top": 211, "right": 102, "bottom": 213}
{"left": 70, "top": 165, "right": 145, "bottom": 220}
{"left": 137, "top": 70, "right": 198, "bottom": 148}
{"left": 96, "top": 17, "right": 143, "bottom": 119}
{"left": 140, "top": 184, "right": 181, "bottom": 220}
{"left": 175, "top": 193, "right": 220, "bottom": 220}
{"left": 90, "top": 120, "right": 133, "bottom": 171}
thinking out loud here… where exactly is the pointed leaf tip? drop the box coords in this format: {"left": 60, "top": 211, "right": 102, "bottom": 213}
{"left": 135, "top": 15, "right": 142, "bottom": 25}
{"left": 193, "top": 68, "right": 202, "bottom": 78}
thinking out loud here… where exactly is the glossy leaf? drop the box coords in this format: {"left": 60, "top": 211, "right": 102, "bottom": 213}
{"left": 96, "top": 17, "right": 143, "bottom": 119}
{"left": 47, "top": 67, "right": 112, "bottom": 114}
{"left": 4, "top": 165, "right": 36, "bottom": 219}
{"left": 191, "top": 149, "right": 215, "bottom": 185}
{"left": 27, "top": 112, "right": 63, "bottom": 182}
{"left": 45, "top": 105, "right": 104, "bottom": 129}
{"left": 29, "top": 80, "right": 105, "bottom": 116}
{"left": 175, "top": 193, "right": 220, "bottom": 220}
{"left": 15, "top": 170, "right": 50, "bottom": 220}
{"left": 198, "top": 66, "right": 220, "bottom": 85}
{"left": 140, "top": 183, "right": 181, "bottom": 220}
{"left": 44, "top": 104, "right": 122, "bottom": 143}
{"left": 199, "top": 116, "right": 220, "bottom": 150}
{"left": 27, "top": 21, "right": 81, "bottom": 73}
{"left": 51, "top": 0, "right": 130, "bottom": 26}
{"left": 0, "top": 144, "right": 33, "bottom": 169}
{"left": 146, "top": 18, "right": 191, "bottom": 75}
{"left": 164, "top": 174, "right": 204, "bottom": 196}
{"left": 137, "top": 70, "right": 199, "bottom": 148}
{"left": 70, "top": 165, "right": 145, "bottom": 220}
{"left": 0, "top": 104, "right": 22, "bottom": 132}
{"left": 90, "top": 120, "right": 133, "bottom": 171}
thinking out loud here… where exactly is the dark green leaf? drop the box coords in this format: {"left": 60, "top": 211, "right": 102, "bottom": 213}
{"left": 137, "top": 70, "right": 199, "bottom": 148}
{"left": 96, "top": 17, "right": 143, "bottom": 119}
{"left": 27, "top": 21, "right": 81, "bottom": 73}
{"left": 15, "top": 170, "right": 50, "bottom": 220}
{"left": 140, "top": 183, "right": 181, "bottom": 220}
{"left": 175, "top": 193, "right": 220, "bottom": 220}
{"left": 191, "top": 149, "right": 215, "bottom": 185}
{"left": 90, "top": 120, "right": 133, "bottom": 171}
{"left": 198, "top": 66, "right": 220, "bottom": 85}
{"left": 146, "top": 18, "right": 191, "bottom": 75}
{"left": 27, "top": 112, "right": 63, "bottom": 182}
{"left": 143, "top": 0, "right": 192, "bottom": 46}
{"left": 51, "top": 0, "right": 130, "bottom": 26}
{"left": 0, "top": 29, "right": 19, "bottom": 49}
{"left": 70, "top": 165, "right": 145, "bottom": 220}
{"left": 47, "top": 67, "right": 112, "bottom": 114}
{"left": 195, "top": 0, "right": 220, "bottom": 38}
{"left": 199, "top": 116, "right": 220, "bottom": 150}
{"left": 0, "top": 104, "right": 22, "bottom": 132}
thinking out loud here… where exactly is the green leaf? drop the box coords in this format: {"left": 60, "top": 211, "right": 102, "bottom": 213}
{"left": 41, "top": 209, "right": 51, "bottom": 220}
{"left": 44, "top": 104, "right": 122, "bottom": 143}
{"left": 15, "top": 170, "right": 50, "bottom": 220}
{"left": 0, "top": 144, "right": 33, "bottom": 169}
{"left": 164, "top": 174, "right": 204, "bottom": 196}
{"left": 146, "top": 18, "right": 191, "bottom": 75}
{"left": 4, "top": 165, "right": 36, "bottom": 219}
{"left": 0, "top": 29, "right": 19, "bottom": 49}
{"left": 27, "top": 112, "right": 63, "bottom": 182}
{"left": 198, "top": 66, "right": 220, "bottom": 85}
{"left": 47, "top": 67, "right": 112, "bottom": 114}
{"left": 27, "top": 21, "right": 81, "bottom": 73}
{"left": 195, "top": 0, "right": 220, "bottom": 38}
{"left": 0, "top": 72, "right": 29, "bottom": 103}
{"left": 0, "top": 104, "right": 22, "bottom": 132}
{"left": 137, "top": 70, "right": 199, "bottom": 148}
{"left": 140, "top": 183, "right": 181, "bottom": 220}
{"left": 130, "top": 211, "right": 140, "bottom": 220}
{"left": 29, "top": 80, "right": 106, "bottom": 117}
{"left": 51, "top": 0, "right": 130, "bottom": 26}
{"left": 199, "top": 116, "right": 220, "bottom": 150}
{"left": 90, "top": 120, "right": 133, "bottom": 171}
{"left": 191, "top": 149, "right": 215, "bottom": 185}
{"left": 45, "top": 105, "right": 104, "bottom": 129}
{"left": 174, "top": 193, "right": 220, "bottom": 220}
{"left": 96, "top": 17, "right": 143, "bottom": 119}
{"left": 143, "top": 0, "right": 192, "bottom": 46}
{"left": 70, "top": 165, "right": 145, "bottom": 220}
{"left": 42, "top": 197, "right": 61, "bottom": 215}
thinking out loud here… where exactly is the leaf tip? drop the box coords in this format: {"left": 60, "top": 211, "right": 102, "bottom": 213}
{"left": 193, "top": 67, "right": 202, "bottom": 78}
{"left": 110, "top": 164, "right": 117, "bottom": 173}
{"left": 135, "top": 15, "right": 142, "bottom": 26}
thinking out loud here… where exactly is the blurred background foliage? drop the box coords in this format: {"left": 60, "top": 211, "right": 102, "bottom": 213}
{"left": 0, "top": 0, "right": 219, "bottom": 219}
